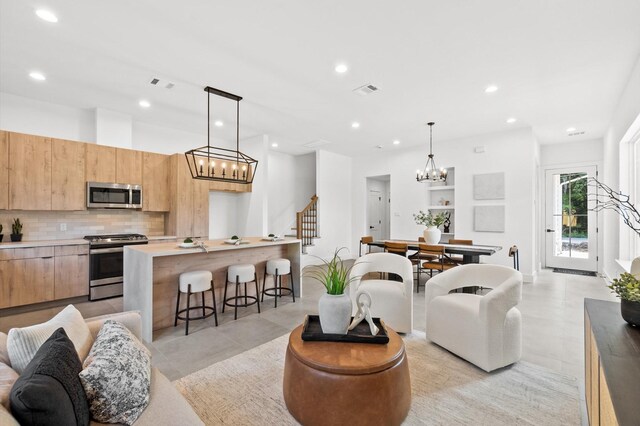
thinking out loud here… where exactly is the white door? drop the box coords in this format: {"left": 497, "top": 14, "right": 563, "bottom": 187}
{"left": 367, "top": 191, "right": 384, "bottom": 240}
{"left": 545, "top": 165, "right": 598, "bottom": 271}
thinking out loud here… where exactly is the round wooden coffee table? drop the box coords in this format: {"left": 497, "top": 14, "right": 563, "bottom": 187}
{"left": 283, "top": 324, "right": 411, "bottom": 426}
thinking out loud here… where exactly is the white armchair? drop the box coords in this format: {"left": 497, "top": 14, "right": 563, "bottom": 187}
{"left": 425, "top": 264, "right": 523, "bottom": 372}
{"left": 349, "top": 253, "right": 413, "bottom": 333}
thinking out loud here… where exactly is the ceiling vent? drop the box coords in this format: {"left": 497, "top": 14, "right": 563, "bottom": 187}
{"left": 304, "top": 139, "right": 332, "bottom": 148}
{"left": 353, "top": 84, "right": 379, "bottom": 96}
{"left": 149, "top": 78, "right": 175, "bottom": 89}
{"left": 568, "top": 131, "right": 585, "bottom": 137}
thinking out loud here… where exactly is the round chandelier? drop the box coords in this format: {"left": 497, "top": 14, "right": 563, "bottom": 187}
{"left": 416, "top": 122, "right": 447, "bottom": 183}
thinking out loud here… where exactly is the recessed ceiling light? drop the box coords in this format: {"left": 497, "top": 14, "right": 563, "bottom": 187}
{"left": 139, "top": 100, "right": 151, "bottom": 108}
{"left": 506, "top": 118, "right": 517, "bottom": 124}
{"left": 393, "top": 140, "right": 400, "bottom": 145}
{"left": 29, "top": 72, "right": 46, "bottom": 81}
{"left": 335, "top": 64, "right": 348, "bottom": 73}
{"left": 271, "top": 143, "right": 278, "bottom": 148}
{"left": 214, "top": 120, "right": 223, "bottom": 127}
{"left": 566, "top": 127, "right": 576, "bottom": 132}
{"left": 35, "top": 9, "right": 58, "bottom": 23}
{"left": 485, "top": 85, "right": 498, "bottom": 93}
{"left": 351, "top": 122, "right": 360, "bottom": 129}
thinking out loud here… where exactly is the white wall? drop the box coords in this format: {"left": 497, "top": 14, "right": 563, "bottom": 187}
{"left": 539, "top": 139, "right": 603, "bottom": 166}
{"left": 236, "top": 135, "right": 269, "bottom": 237}
{"left": 0, "top": 92, "right": 95, "bottom": 142}
{"left": 351, "top": 127, "right": 538, "bottom": 281}
{"left": 209, "top": 192, "right": 239, "bottom": 238}
{"left": 603, "top": 54, "right": 640, "bottom": 280}
{"left": 95, "top": 108, "right": 132, "bottom": 148}
{"left": 267, "top": 151, "right": 316, "bottom": 237}
{"left": 314, "top": 150, "right": 353, "bottom": 260}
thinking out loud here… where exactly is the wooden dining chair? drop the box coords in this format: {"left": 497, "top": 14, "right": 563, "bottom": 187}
{"left": 359, "top": 236, "right": 374, "bottom": 257}
{"left": 384, "top": 241, "right": 408, "bottom": 257}
{"left": 448, "top": 239, "right": 473, "bottom": 265}
{"left": 417, "top": 244, "right": 457, "bottom": 292}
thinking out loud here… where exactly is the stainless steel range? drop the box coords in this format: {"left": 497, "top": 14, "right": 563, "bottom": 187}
{"left": 84, "top": 233, "right": 148, "bottom": 301}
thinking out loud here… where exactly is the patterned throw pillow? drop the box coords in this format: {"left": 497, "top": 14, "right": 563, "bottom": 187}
{"left": 79, "top": 320, "right": 151, "bottom": 425}
{"left": 7, "top": 305, "right": 93, "bottom": 374}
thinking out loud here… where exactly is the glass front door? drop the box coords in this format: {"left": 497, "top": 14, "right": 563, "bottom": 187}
{"left": 545, "top": 165, "right": 597, "bottom": 271}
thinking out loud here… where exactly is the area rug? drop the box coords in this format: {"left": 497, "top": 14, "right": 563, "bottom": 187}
{"left": 174, "top": 331, "right": 580, "bottom": 425}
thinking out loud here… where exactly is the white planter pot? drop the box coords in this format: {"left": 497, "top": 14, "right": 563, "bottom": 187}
{"left": 423, "top": 226, "right": 441, "bottom": 245}
{"left": 318, "top": 293, "right": 352, "bottom": 335}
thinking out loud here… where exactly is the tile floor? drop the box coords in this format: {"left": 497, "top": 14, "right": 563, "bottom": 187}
{"left": 0, "top": 267, "right": 616, "bottom": 424}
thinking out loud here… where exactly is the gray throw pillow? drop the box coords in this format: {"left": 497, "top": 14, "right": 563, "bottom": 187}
{"left": 79, "top": 320, "right": 151, "bottom": 425}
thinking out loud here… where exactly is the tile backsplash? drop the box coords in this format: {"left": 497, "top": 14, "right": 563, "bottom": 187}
{"left": 0, "top": 210, "right": 165, "bottom": 241}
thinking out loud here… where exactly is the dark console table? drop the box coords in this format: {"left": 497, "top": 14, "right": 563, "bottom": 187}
{"left": 584, "top": 298, "right": 640, "bottom": 425}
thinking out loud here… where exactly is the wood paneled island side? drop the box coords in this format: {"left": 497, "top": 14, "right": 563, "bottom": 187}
{"left": 123, "top": 237, "right": 302, "bottom": 342}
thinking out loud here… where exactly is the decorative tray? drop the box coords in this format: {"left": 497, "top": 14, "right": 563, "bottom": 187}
{"left": 301, "top": 315, "right": 389, "bottom": 344}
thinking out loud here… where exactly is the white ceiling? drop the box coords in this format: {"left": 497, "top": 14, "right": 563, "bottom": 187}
{"left": 1, "top": 0, "right": 640, "bottom": 155}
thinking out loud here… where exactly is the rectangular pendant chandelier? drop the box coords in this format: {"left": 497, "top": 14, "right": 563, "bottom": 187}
{"left": 185, "top": 86, "right": 258, "bottom": 183}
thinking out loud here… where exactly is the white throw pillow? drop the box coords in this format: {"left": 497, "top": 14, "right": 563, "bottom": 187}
{"left": 7, "top": 305, "right": 93, "bottom": 374}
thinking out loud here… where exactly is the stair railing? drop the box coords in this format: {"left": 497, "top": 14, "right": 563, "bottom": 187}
{"left": 296, "top": 195, "right": 318, "bottom": 247}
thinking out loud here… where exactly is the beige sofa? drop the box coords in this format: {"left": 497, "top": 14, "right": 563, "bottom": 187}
{"left": 0, "top": 311, "right": 203, "bottom": 426}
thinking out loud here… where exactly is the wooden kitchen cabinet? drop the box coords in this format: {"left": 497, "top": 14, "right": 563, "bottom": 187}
{"left": 0, "top": 256, "right": 55, "bottom": 308}
{"left": 51, "top": 138, "right": 86, "bottom": 210}
{"left": 116, "top": 148, "right": 142, "bottom": 184}
{"left": 142, "top": 152, "right": 170, "bottom": 212}
{"left": 85, "top": 144, "right": 116, "bottom": 183}
{"left": 0, "top": 131, "right": 8, "bottom": 210}
{"left": 8, "top": 132, "right": 52, "bottom": 210}
{"left": 54, "top": 251, "right": 89, "bottom": 299}
{"left": 166, "top": 154, "right": 209, "bottom": 238}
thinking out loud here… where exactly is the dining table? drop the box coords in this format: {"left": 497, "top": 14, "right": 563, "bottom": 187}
{"left": 366, "top": 240, "right": 502, "bottom": 263}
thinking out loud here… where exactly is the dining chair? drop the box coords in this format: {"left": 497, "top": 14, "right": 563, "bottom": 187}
{"left": 418, "top": 244, "right": 457, "bottom": 292}
{"left": 508, "top": 245, "right": 520, "bottom": 270}
{"left": 448, "top": 239, "right": 473, "bottom": 265}
{"left": 359, "top": 236, "right": 374, "bottom": 257}
{"left": 384, "top": 241, "right": 408, "bottom": 257}
{"left": 409, "top": 237, "right": 437, "bottom": 290}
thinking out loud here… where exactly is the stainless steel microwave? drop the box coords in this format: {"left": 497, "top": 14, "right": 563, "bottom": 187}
{"left": 86, "top": 182, "right": 142, "bottom": 209}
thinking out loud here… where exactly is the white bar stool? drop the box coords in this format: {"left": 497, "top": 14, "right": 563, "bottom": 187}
{"left": 174, "top": 270, "right": 218, "bottom": 335}
{"left": 223, "top": 264, "right": 261, "bottom": 320}
{"left": 262, "top": 258, "right": 295, "bottom": 308}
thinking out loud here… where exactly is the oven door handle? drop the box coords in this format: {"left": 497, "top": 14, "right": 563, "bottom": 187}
{"left": 89, "top": 247, "right": 124, "bottom": 254}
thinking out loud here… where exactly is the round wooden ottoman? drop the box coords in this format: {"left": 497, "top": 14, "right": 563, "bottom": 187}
{"left": 283, "top": 324, "right": 411, "bottom": 426}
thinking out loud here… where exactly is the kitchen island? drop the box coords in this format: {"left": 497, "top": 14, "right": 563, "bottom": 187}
{"left": 124, "top": 237, "right": 302, "bottom": 342}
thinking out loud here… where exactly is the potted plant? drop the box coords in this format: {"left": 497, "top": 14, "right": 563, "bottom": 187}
{"left": 608, "top": 273, "right": 640, "bottom": 327}
{"left": 307, "top": 248, "right": 358, "bottom": 334}
{"left": 413, "top": 210, "right": 446, "bottom": 244}
{"left": 11, "top": 218, "right": 23, "bottom": 242}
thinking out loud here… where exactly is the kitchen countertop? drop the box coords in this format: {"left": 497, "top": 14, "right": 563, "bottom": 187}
{"left": 147, "top": 235, "right": 177, "bottom": 241}
{"left": 125, "top": 237, "right": 301, "bottom": 258}
{"left": 0, "top": 238, "right": 89, "bottom": 249}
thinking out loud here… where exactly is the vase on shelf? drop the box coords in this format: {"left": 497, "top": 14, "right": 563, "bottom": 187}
{"left": 318, "top": 293, "right": 352, "bottom": 334}
{"left": 423, "top": 226, "right": 441, "bottom": 245}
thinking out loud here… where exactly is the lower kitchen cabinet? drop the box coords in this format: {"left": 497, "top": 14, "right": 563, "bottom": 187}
{"left": 54, "top": 252, "right": 89, "bottom": 299}
{"left": 0, "top": 257, "right": 55, "bottom": 309}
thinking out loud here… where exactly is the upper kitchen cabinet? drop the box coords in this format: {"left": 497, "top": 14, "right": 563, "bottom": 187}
{"left": 166, "top": 154, "right": 209, "bottom": 238}
{"left": 86, "top": 144, "right": 116, "bottom": 183}
{"left": 142, "top": 152, "right": 170, "bottom": 212}
{"left": 8, "top": 132, "right": 52, "bottom": 210}
{"left": 51, "top": 138, "right": 86, "bottom": 210}
{"left": 116, "top": 148, "right": 142, "bottom": 185}
{"left": 0, "top": 131, "right": 8, "bottom": 210}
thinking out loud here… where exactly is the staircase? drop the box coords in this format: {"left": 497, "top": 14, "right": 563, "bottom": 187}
{"left": 285, "top": 195, "right": 319, "bottom": 254}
